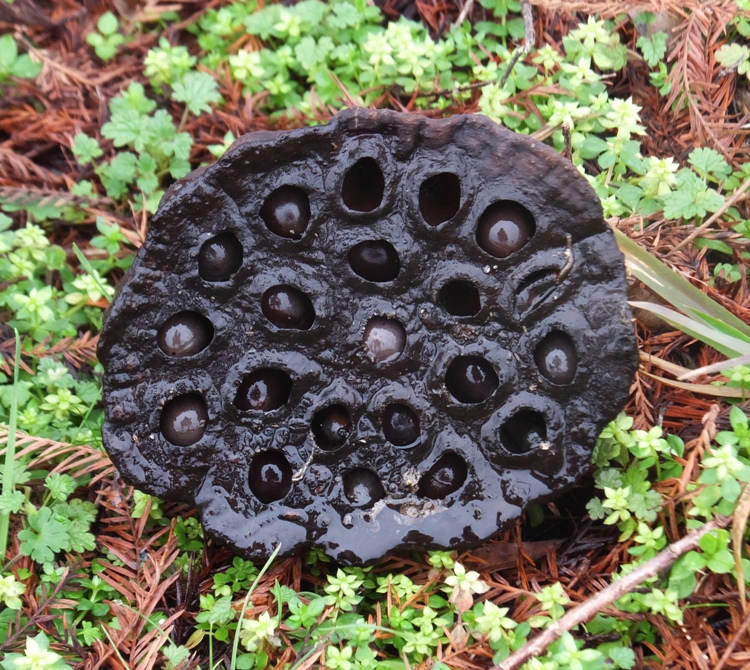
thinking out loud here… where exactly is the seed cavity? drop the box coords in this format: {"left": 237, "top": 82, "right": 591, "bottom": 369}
{"left": 312, "top": 404, "right": 352, "bottom": 450}
{"left": 199, "top": 232, "right": 243, "bottom": 281}
{"left": 418, "top": 453, "right": 467, "bottom": 499}
{"left": 234, "top": 369, "right": 292, "bottom": 412}
{"left": 342, "top": 157, "right": 385, "bottom": 212}
{"left": 438, "top": 280, "right": 481, "bottom": 316}
{"left": 476, "top": 201, "right": 534, "bottom": 258}
{"left": 382, "top": 403, "right": 420, "bottom": 448}
{"left": 515, "top": 269, "right": 558, "bottom": 317}
{"left": 260, "top": 185, "right": 311, "bottom": 239}
{"left": 249, "top": 451, "right": 292, "bottom": 503}
{"left": 501, "top": 410, "right": 547, "bottom": 454}
{"left": 157, "top": 311, "right": 213, "bottom": 357}
{"left": 343, "top": 468, "right": 385, "bottom": 507}
{"left": 348, "top": 240, "right": 400, "bottom": 282}
{"left": 262, "top": 285, "right": 315, "bottom": 330}
{"left": 419, "top": 172, "right": 461, "bottom": 225}
{"left": 363, "top": 317, "right": 406, "bottom": 362}
{"left": 534, "top": 331, "right": 577, "bottom": 384}
{"left": 160, "top": 394, "right": 208, "bottom": 446}
{"left": 445, "top": 356, "right": 499, "bottom": 403}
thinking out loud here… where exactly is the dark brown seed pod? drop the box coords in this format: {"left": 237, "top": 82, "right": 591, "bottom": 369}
{"left": 99, "top": 109, "right": 638, "bottom": 565}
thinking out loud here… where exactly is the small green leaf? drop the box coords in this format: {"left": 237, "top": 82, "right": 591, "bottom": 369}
{"left": 171, "top": 71, "right": 222, "bottom": 116}
{"left": 637, "top": 32, "right": 668, "bottom": 67}
{"left": 97, "top": 11, "right": 119, "bottom": 36}
{"left": 18, "top": 507, "right": 71, "bottom": 564}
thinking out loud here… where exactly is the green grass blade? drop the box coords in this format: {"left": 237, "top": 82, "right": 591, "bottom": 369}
{"left": 630, "top": 301, "right": 750, "bottom": 358}
{"left": 0, "top": 329, "right": 21, "bottom": 564}
{"left": 230, "top": 543, "right": 282, "bottom": 669}
{"left": 614, "top": 228, "right": 750, "bottom": 339}
{"left": 73, "top": 242, "right": 111, "bottom": 298}
{"left": 684, "top": 310, "right": 750, "bottom": 346}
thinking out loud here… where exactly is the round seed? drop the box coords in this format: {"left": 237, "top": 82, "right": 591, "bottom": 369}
{"left": 476, "top": 201, "right": 534, "bottom": 258}
{"left": 382, "top": 403, "right": 420, "bottom": 448}
{"left": 156, "top": 311, "right": 214, "bottom": 357}
{"left": 534, "top": 331, "right": 577, "bottom": 384}
{"left": 312, "top": 404, "right": 352, "bottom": 450}
{"left": 198, "top": 232, "right": 243, "bottom": 281}
{"left": 445, "top": 356, "right": 499, "bottom": 403}
{"left": 234, "top": 369, "right": 292, "bottom": 412}
{"left": 418, "top": 453, "right": 467, "bottom": 499}
{"left": 262, "top": 285, "right": 315, "bottom": 330}
{"left": 260, "top": 185, "right": 310, "bottom": 239}
{"left": 363, "top": 317, "right": 406, "bottom": 362}
{"left": 348, "top": 240, "right": 400, "bottom": 282}
{"left": 160, "top": 394, "right": 208, "bottom": 446}
{"left": 343, "top": 468, "right": 385, "bottom": 507}
{"left": 248, "top": 451, "right": 292, "bottom": 503}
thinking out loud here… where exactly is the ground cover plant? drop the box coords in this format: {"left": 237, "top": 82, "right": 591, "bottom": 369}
{"left": 1, "top": 0, "right": 750, "bottom": 668}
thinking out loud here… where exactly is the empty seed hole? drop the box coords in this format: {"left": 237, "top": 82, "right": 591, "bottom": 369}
{"left": 438, "top": 280, "right": 481, "bottom": 316}
{"left": 515, "top": 269, "right": 557, "bottom": 317}
{"left": 260, "top": 185, "right": 310, "bottom": 239}
{"left": 248, "top": 451, "right": 292, "bottom": 503}
{"left": 382, "top": 403, "right": 420, "bottom": 448}
{"left": 341, "top": 157, "right": 385, "bottom": 212}
{"left": 198, "top": 232, "right": 243, "bottom": 281}
{"left": 157, "top": 311, "right": 214, "bottom": 357}
{"left": 160, "top": 394, "right": 208, "bottom": 446}
{"left": 445, "top": 355, "right": 499, "bottom": 403}
{"left": 348, "top": 240, "right": 400, "bottom": 282}
{"left": 418, "top": 453, "right": 467, "bottom": 499}
{"left": 363, "top": 316, "right": 406, "bottom": 362}
{"left": 419, "top": 172, "right": 461, "bottom": 225}
{"left": 262, "top": 285, "right": 315, "bottom": 330}
{"left": 312, "top": 404, "right": 352, "bottom": 450}
{"left": 534, "top": 331, "right": 578, "bottom": 384}
{"left": 476, "top": 201, "right": 535, "bottom": 258}
{"left": 344, "top": 468, "right": 385, "bottom": 507}
{"left": 234, "top": 368, "right": 292, "bottom": 412}
{"left": 501, "top": 410, "right": 547, "bottom": 454}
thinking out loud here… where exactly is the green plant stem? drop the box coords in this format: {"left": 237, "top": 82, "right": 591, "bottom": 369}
{"left": 0, "top": 329, "right": 21, "bottom": 563}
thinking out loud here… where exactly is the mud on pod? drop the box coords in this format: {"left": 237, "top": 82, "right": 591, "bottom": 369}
{"left": 98, "top": 109, "right": 638, "bottom": 565}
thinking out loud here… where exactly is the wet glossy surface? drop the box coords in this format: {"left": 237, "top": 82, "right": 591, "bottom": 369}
{"left": 99, "top": 109, "right": 638, "bottom": 565}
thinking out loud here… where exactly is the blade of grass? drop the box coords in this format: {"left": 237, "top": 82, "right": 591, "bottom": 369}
{"left": 614, "top": 228, "right": 750, "bottom": 339}
{"left": 230, "top": 543, "right": 282, "bottom": 669}
{"left": 73, "top": 242, "right": 111, "bottom": 300}
{"left": 630, "top": 301, "right": 750, "bottom": 358}
{"left": 0, "top": 329, "right": 21, "bottom": 563}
